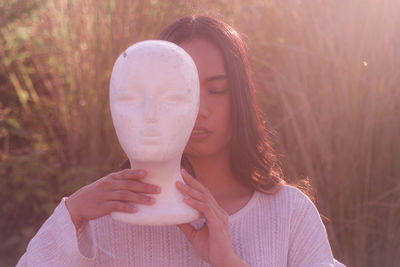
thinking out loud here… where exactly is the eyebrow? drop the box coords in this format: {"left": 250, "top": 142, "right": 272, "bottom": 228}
{"left": 206, "top": 75, "right": 227, "bottom": 82}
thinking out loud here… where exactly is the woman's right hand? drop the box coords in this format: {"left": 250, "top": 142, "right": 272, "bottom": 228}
{"left": 65, "top": 169, "right": 161, "bottom": 230}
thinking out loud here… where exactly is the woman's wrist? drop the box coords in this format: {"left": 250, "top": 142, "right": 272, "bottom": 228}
{"left": 65, "top": 197, "right": 84, "bottom": 230}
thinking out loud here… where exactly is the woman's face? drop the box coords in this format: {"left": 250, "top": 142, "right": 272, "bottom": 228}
{"left": 179, "top": 38, "right": 232, "bottom": 157}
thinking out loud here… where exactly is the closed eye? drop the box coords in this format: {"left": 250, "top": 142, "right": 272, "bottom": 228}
{"left": 209, "top": 89, "right": 228, "bottom": 95}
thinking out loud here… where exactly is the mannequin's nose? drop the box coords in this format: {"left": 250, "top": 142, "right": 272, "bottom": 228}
{"left": 144, "top": 101, "right": 158, "bottom": 123}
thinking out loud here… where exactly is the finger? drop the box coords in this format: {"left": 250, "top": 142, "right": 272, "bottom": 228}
{"left": 113, "top": 180, "right": 161, "bottom": 194}
{"left": 180, "top": 169, "right": 223, "bottom": 211}
{"left": 184, "top": 196, "right": 229, "bottom": 233}
{"left": 111, "top": 169, "right": 147, "bottom": 180}
{"left": 177, "top": 223, "right": 197, "bottom": 241}
{"left": 180, "top": 169, "right": 229, "bottom": 223}
{"left": 107, "top": 190, "right": 156, "bottom": 205}
{"left": 183, "top": 196, "right": 217, "bottom": 219}
{"left": 104, "top": 200, "right": 138, "bottom": 213}
{"left": 176, "top": 181, "right": 204, "bottom": 201}
{"left": 181, "top": 168, "right": 208, "bottom": 193}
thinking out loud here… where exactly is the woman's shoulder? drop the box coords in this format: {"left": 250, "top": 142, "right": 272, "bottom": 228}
{"left": 256, "top": 184, "right": 318, "bottom": 216}
{"left": 259, "top": 183, "right": 313, "bottom": 202}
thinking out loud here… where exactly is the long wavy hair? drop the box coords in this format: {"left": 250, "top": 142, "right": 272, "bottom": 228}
{"left": 121, "top": 15, "right": 285, "bottom": 194}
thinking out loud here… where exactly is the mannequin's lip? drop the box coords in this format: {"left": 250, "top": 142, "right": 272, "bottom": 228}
{"left": 140, "top": 129, "right": 161, "bottom": 137}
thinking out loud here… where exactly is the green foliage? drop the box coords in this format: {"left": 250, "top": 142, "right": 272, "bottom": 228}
{"left": 1, "top": 0, "right": 400, "bottom": 266}
{"left": 0, "top": 151, "right": 104, "bottom": 265}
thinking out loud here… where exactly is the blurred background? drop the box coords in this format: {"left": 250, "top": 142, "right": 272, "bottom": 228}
{"left": 1, "top": 0, "right": 399, "bottom": 266}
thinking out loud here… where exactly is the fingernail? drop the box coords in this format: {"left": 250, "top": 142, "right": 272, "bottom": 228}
{"left": 130, "top": 207, "right": 138, "bottom": 213}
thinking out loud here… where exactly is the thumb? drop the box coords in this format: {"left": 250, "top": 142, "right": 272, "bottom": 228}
{"left": 177, "top": 223, "right": 197, "bottom": 241}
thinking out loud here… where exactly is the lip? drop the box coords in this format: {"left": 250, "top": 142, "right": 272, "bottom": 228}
{"left": 192, "top": 126, "right": 211, "bottom": 133}
{"left": 140, "top": 128, "right": 160, "bottom": 137}
{"left": 190, "top": 126, "right": 212, "bottom": 140}
{"left": 139, "top": 135, "right": 161, "bottom": 144}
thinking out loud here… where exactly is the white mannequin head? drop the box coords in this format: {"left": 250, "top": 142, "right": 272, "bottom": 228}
{"left": 109, "top": 40, "right": 199, "bottom": 164}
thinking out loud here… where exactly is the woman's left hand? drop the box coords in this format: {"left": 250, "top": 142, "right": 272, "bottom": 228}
{"left": 176, "top": 169, "right": 249, "bottom": 267}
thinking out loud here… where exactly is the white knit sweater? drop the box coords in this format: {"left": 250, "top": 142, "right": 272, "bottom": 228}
{"left": 17, "top": 185, "right": 345, "bottom": 267}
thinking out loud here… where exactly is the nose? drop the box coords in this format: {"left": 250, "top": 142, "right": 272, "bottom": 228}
{"left": 198, "top": 89, "right": 210, "bottom": 118}
{"left": 143, "top": 100, "right": 158, "bottom": 123}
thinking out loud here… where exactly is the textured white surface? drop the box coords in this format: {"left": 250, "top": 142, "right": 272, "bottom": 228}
{"left": 109, "top": 40, "right": 200, "bottom": 225}
{"left": 17, "top": 185, "right": 346, "bottom": 266}
{"left": 110, "top": 40, "right": 199, "bottom": 163}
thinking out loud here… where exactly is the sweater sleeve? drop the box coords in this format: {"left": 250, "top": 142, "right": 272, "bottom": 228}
{"left": 16, "top": 198, "right": 96, "bottom": 267}
{"left": 287, "top": 188, "right": 345, "bottom": 267}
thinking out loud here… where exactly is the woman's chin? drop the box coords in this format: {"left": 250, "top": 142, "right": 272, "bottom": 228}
{"left": 184, "top": 147, "right": 213, "bottom": 158}
{"left": 128, "top": 149, "right": 184, "bottom": 163}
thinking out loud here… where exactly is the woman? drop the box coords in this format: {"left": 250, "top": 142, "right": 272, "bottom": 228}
{"left": 17, "top": 15, "right": 345, "bottom": 266}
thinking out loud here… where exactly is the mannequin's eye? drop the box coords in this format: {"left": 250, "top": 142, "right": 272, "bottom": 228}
{"left": 165, "top": 95, "right": 186, "bottom": 102}
{"left": 117, "top": 95, "right": 139, "bottom": 101}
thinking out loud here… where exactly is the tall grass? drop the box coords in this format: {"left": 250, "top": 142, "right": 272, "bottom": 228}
{"left": 237, "top": 1, "right": 400, "bottom": 266}
{"left": 1, "top": 0, "right": 399, "bottom": 266}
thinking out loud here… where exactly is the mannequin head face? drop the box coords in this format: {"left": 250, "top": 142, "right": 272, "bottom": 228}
{"left": 110, "top": 40, "right": 199, "bottom": 163}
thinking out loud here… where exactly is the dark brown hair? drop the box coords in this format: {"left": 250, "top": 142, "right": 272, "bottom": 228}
{"left": 121, "top": 15, "right": 285, "bottom": 194}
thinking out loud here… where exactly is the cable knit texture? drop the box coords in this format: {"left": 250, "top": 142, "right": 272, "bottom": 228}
{"left": 17, "top": 185, "right": 346, "bottom": 267}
